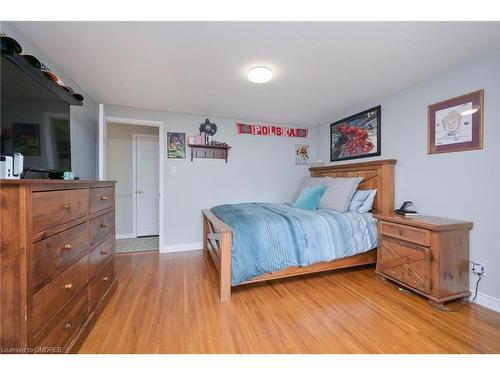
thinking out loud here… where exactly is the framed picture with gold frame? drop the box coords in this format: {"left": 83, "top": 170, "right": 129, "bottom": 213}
{"left": 428, "top": 90, "right": 483, "bottom": 154}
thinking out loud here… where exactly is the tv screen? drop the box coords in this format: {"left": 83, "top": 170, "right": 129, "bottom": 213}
{"left": 1, "top": 55, "right": 71, "bottom": 173}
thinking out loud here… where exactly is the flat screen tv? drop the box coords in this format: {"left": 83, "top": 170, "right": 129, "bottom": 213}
{"left": 1, "top": 55, "right": 71, "bottom": 174}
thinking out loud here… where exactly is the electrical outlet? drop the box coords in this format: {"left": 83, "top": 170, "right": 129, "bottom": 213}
{"left": 471, "top": 262, "right": 486, "bottom": 275}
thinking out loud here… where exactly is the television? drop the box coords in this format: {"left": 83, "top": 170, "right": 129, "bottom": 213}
{"left": 1, "top": 54, "right": 71, "bottom": 175}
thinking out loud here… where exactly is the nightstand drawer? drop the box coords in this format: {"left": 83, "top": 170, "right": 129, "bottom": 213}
{"left": 379, "top": 221, "right": 430, "bottom": 246}
{"left": 377, "top": 237, "right": 431, "bottom": 294}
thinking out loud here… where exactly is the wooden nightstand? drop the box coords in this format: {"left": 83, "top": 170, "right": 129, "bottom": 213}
{"left": 373, "top": 214, "right": 473, "bottom": 307}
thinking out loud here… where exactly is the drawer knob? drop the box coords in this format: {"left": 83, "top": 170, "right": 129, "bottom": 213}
{"left": 100, "top": 223, "right": 109, "bottom": 228}
{"left": 62, "top": 203, "right": 71, "bottom": 209}
{"left": 64, "top": 282, "right": 73, "bottom": 290}
{"left": 100, "top": 196, "right": 108, "bottom": 201}
{"left": 100, "top": 250, "right": 109, "bottom": 256}
{"left": 63, "top": 243, "right": 72, "bottom": 250}
{"left": 64, "top": 323, "right": 72, "bottom": 330}
{"left": 102, "top": 276, "right": 109, "bottom": 282}
{"left": 398, "top": 229, "right": 405, "bottom": 236}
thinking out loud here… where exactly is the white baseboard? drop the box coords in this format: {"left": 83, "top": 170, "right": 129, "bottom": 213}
{"left": 116, "top": 233, "right": 136, "bottom": 240}
{"left": 160, "top": 242, "right": 203, "bottom": 253}
{"left": 471, "top": 290, "right": 500, "bottom": 312}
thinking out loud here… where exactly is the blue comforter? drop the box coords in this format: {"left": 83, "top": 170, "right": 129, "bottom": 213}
{"left": 211, "top": 202, "right": 377, "bottom": 285}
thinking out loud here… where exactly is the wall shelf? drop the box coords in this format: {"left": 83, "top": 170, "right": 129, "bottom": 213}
{"left": 188, "top": 144, "right": 231, "bottom": 163}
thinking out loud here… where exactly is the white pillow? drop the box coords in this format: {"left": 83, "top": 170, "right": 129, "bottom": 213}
{"left": 293, "top": 177, "right": 328, "bottom": 201}
{"left": 355, "top": 189, "right": 377, "bottom": 213}
{"left": 319, "top": 177, "right": 363, "bottom": 212}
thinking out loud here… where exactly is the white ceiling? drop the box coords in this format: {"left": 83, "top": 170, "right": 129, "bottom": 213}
{"left": 12, "top": 22, "right": 500, "bottom": 127}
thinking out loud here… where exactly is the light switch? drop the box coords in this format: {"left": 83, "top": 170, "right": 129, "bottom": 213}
{"left": 170, "top": 166, "right": 177, "bottom": 174}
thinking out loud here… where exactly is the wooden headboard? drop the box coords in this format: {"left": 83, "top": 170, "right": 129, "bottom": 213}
{"left": 309, "top": 159, "right": 396, "bottom": 214}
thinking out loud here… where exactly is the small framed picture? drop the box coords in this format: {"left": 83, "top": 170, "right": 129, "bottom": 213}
{"left": 428, "top": 90, "right": 484, "bottom": 154}
{"left": 295, "top": 144, "right": 310, "bottom": 165}
{"left": 167, "top": 132, "right": 186, "bottom": 159}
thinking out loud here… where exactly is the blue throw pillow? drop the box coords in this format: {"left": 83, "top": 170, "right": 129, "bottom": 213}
{"left": 348, "top": 189, "right": 377, "bottom": 213}
{"left": 293, "top": 185, "right": 327, "bottom": 210}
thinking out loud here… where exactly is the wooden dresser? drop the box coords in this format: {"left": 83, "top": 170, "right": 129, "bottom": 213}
{"left": 374, "top": 214, "right": 473, "bottom": 307}
{"left": 0, "top": 180, "right": 117, "bottom": 353}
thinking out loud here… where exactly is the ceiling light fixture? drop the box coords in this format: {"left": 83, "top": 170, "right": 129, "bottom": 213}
{"left": 247, "top": 66, "right": 273, "bottom": 83}
{"left": 460, "top": 108, "right": 479, "bottom": 116}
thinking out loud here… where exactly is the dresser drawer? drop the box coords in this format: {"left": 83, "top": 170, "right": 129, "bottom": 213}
{"left": 89, "top": 258, "right": 115, "bottom": 310}
{"left": 379, "top": 221, "right": 430, "bottom": 246}
{"left": 90, "top": 235, "right": 114, "bottom": 279}
{"left": 32, "top": 222, "right": 89, "bottom": 292}
{"left": 90, "top": 187, "right": 114, "bottom": 214}
{"left": 32, "top": 189, "right": 89, "bottom": 234}
{"left": 32, "top": 255, "right": 89, "bottom": 334}
{"left": 90, "top": 211, "right": 114, "bottom": 246}
{"left": 33, "top": 290, "right": 89, "bottom": 352}
{"left": 377, "top": 237, "right": 431, "bottom": 294}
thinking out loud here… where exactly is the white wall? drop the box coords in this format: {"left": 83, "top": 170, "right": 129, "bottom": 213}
{"left": 314, "top": 50, "right": 500, "bottom": 309}
{"left": 104, "top": 105, "right": 314, "bottom": 249}
{"left": 1, "top": 22, "right": 99, "bottom": 179}
{"left": 107, "top": 123, "right": 159, "bottom": 237}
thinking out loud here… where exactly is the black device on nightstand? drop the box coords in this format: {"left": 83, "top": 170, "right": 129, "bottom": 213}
{"left": 395, "top": 201, "right": 418, "bottom": 215}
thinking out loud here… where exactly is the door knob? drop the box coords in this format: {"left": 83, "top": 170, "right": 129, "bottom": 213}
{"left": 137, "top": 190, "right": 144, "bottom": 194}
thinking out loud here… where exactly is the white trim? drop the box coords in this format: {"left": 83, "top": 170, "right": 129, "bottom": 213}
{"left": 116, "top": 233, "right": 135, "bottom": 240}
{"left": 132, "top": 134, "right": 136, "bottom": 238}
{"left": 133, "top": 133, "right": 160, "bottom": 238}
{"left": 160, "top": 242, "right": 203, "bottom": 253}
{"left": 471, "top": 290, "right": 500, "bottom": 312}
{"left": 99, "top": 113, "right": 166, "bottom": 251}
{"left": 98, "top": 104, "right": 105, "bottom": 180}
{"left": 105, "top": 116, "right": 163, "bottom": 127}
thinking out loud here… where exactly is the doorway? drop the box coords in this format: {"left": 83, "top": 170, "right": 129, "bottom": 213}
{"left": 103, "top": 117, "right": 163, "bottom": 254}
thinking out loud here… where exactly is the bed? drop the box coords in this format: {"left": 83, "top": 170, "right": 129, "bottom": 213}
{"left": 202, "top": 159, "right": 396, "bottom": 301}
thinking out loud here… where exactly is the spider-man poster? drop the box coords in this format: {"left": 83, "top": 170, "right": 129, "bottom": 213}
{"left": 330, "top": 106, "right": 381, "bottom": 162}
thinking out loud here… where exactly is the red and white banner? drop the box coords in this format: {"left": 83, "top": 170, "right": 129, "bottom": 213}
{"left": 236, "top": 123, "right": 309, "bottom": 138}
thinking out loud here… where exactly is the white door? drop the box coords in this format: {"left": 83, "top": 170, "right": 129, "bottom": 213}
{"left": 135, "top": 135, "right": 159, "bottom": 236}
{"left": 98, "top": 104, "right": 107, "bottom": 180}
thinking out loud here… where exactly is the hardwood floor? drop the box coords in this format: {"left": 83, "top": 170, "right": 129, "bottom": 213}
{"left": 79, "top": 250, "right": 500, "bottom": 353}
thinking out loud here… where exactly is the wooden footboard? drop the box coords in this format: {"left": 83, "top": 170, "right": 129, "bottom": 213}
{"left": 202, "top": 209, "right": 233, "bottom": 302}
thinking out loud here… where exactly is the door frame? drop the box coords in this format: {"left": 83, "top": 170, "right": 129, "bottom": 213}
{"left": 98, "top": 104, "right": 106, "bottom": 180}
{"left": 132, "top": 133, "right": 160, "bottom": 239}
{"left": 99, "top": 114, "right": 165, "bottom": 249}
